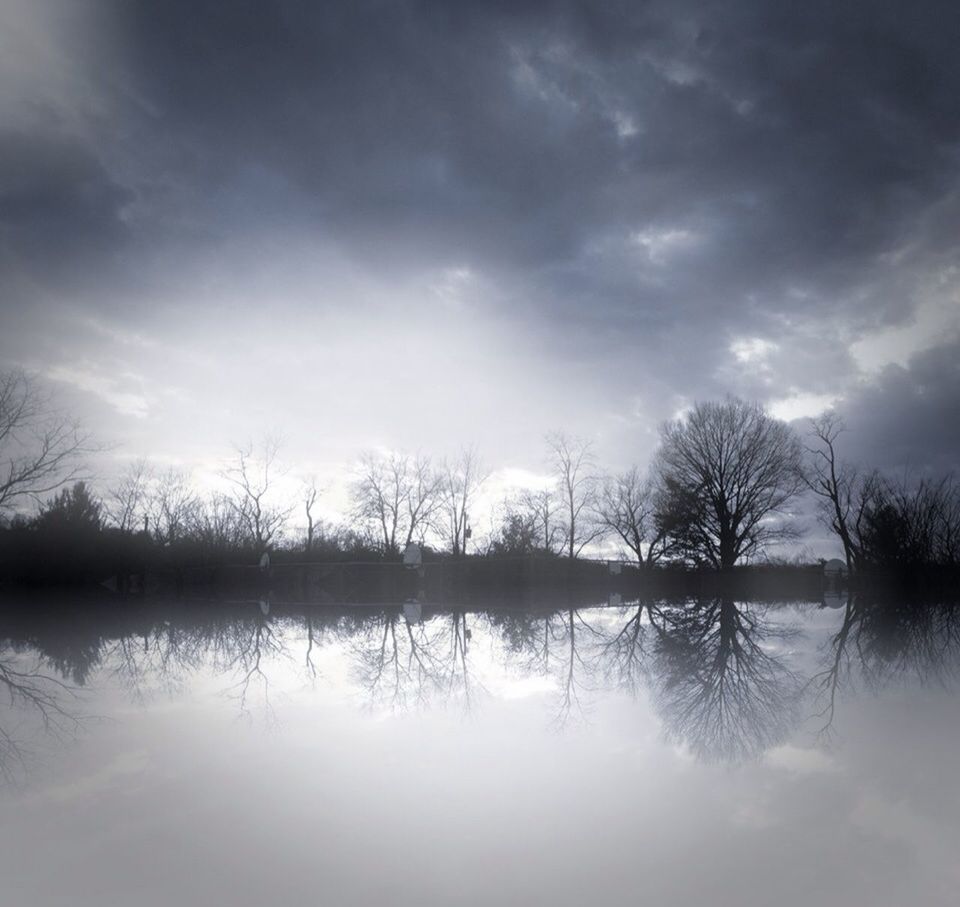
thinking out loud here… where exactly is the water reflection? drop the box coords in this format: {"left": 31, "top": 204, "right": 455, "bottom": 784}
{"left": 0, "top": 653, "right": 84, "bottom": 782}
{"left": 348, "top": 608, "right": 479, "bottom": 712}
{"left": 1, "top": 593, "right": 960, "bottom": 780}
{"left": 650, "top": 597, "right": 801, "bottom": 761}
{"left": 808, "top": 593, "right": 960, "bottom": 739}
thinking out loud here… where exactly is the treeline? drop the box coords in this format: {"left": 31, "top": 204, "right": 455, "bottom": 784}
{"left": 1, "top": 366, "right": 958, "bottom": 587}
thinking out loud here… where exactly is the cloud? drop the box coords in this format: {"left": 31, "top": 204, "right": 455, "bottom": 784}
{"left": 0, "top": 0, "right": 958, "bottom": 477}
{"left": 46, "top": 364, "right": 151, "bottom": 419}
{"left": 832, "top": 336, "right": 960, "bottom": 475}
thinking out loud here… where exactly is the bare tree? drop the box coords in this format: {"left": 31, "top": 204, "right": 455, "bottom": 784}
{"left": 351, "top": 451, "right": 438, "bottom": 555}
{"left": 190, "top": 491, "right": 247, "bottom": 553}
{"left": 935, "top": 476, "right": 960, "bottom": 566}
{"left": 0, "top": 369, "right": 94, "bottom": 516}
{"left": 654, "top": 398, "right": 804, "bottom": 571}
{"left": 857, "top": 473, "right": 960, "bottom": 569}
{"left": 302, "top": 476, "right": 322, "bottom": 554}
{"left": 405, "top": 454, "right": 442, "bottom": 548}
{"left": 148, "top": 467, "right": 198, "bottom": 546}
{"left": 517, "top": 487, "right": 563, "bottom": 554}
{"left": 802, "top": 450, "right": 960, "bottom": 570}
{"left": 801, "top": 414, "right": 864, "bottom": 571}
{"left": 221, "top": 437, "right": 292, "bottom": 552}
{"left": 438, "top": 447, "right": 487, "bottom": 556}
{"left": 106, "top": 458, "right": 153, "bottom": 533}
{"left": 596, "top": 466, "right": 671, "bottom": 566}
{"left": 352, "top": 451, "right": 404, "bottom": 555}
{"left": 546, "top": 432, "right": 601, "bottom": 559}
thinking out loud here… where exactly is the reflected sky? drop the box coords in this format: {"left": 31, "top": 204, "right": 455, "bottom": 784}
{"left": 1, "top": 595, "right": 960, "bottom": 906}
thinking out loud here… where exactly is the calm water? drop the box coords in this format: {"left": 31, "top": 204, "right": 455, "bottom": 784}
{"left": 1, "top": 594, "right": 959, "bottom": 906}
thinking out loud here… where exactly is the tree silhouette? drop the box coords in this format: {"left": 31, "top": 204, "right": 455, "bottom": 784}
{"left": 546, "top": 432, "right": 601, "bottom": 559}
{"left": 34, "top": 481, "right": 102, "bottom": 533}
{"left": 0, "top": 369, "right": 94, "bottom": 516}
{"left": 596, "top": 467, "right": 672, "bottom": 566}
{"left": 221, "top": 436, "right": 293, "bottom": 553}
{"left": 655, "top": 398, "right": 804, "bottom": 570}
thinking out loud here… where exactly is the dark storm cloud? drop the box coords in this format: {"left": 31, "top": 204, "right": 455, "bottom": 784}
{"left": 8, "top": 0, "right": 960, "bottom": 304}
{"left": 833, "top": 337, "right": 960, "bottom": 475}
{"left": 0, "top": 131, "right": 131, "bottom": 278}
{"left": 116, "top": 2, "right": 960, "bottom": 271}
{"left": 1, "top": 0, "right": 958, "bottom": 471}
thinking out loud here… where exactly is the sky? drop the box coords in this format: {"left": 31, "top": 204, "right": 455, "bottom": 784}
{"left": 1, "top": 0, "right": 958, "bottom": 513}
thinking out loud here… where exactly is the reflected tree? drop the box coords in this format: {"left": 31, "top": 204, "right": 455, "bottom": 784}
{"left": 348, "top": 609, "right": 443, "bottom": 710}
{"left": 219, "top": 611, "right": 290, "bottom": 723}
{"left": 597, "top": 600, "right": 673, "bottom": 697}
{"left": 439, "top": 609, "right": 484, "bottom": 713}
{"left": 553, "top": 608, "right": 601, "bottom": 727}
{"left": 809, "top": 594, "right": 960, "bottom": 739}
{"left": 806, "top": 593, "right": 862, "bottom": 740}
{"left": 492, "top": 605, "right": 600, "bottom": 727}
{"left": 0, "top": 651, "right": 85, "bottom": 782}
{"left": 652, "top": 597, "right": 801, "bottom": 760}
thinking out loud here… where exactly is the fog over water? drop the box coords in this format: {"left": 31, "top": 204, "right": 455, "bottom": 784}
{"left": 2, "top": 595, "right": 959, "bottom": 906}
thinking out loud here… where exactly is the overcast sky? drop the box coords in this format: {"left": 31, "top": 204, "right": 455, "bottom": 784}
{"left": 1, "top": 0, "right": 958, "bottom": 503}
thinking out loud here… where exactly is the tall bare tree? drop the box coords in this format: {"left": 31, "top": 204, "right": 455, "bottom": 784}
{"left": 596, "top": 466, "right": 671, "bottom": 566}
{"left": 0, "top": 369, "right": 94, "bottom": 515}
{"left": 404, "top": 454, "right": 442, "bottom": 548}
{"left": 351, "top": 451, "right": 438, "bottom": 555}
{"left": 302, "top": 476, "right": 323, "bottom": 554}
{"left": 654, "top": 398, "right": 804, "bottom": 571}
{"left": 439, "top": 447, "right": 486, "bottom": 556}
{"left": 546, "top": 431, "right": 601, "bottom": 559}
{"left": 352, "top": 451, "right": 405, "bottom": 555}
{"left": 221, "top": 436, "right": 292, "bottom": 551}
{"left": 800, "top": 413, "right": 865, "bottom": 571}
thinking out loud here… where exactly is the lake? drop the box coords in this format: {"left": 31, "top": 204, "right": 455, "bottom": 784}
{"left": 1, "top": 593, "right": 958, "bottom": 906}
